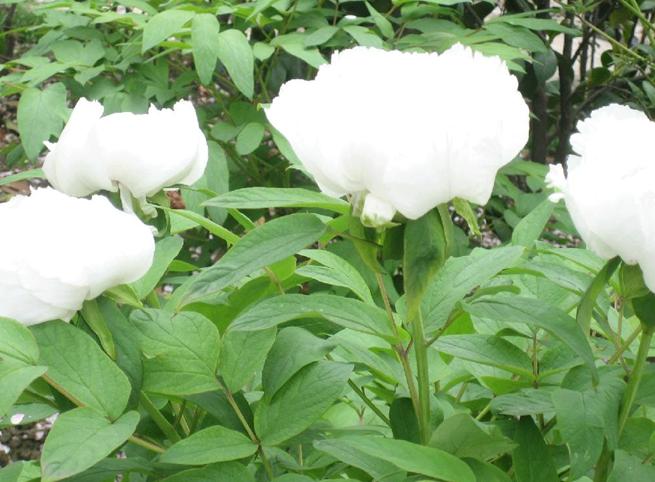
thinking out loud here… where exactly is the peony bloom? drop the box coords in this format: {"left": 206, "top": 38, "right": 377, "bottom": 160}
{"left": 547, "top": 104, "right": 655, "bottom": 290}
{"left": 0, "top": 188, "right": 155, "bottom": 325}
{"left": 43, "top": 99, "right": 208, "bottom": 202}
{"left": 266, "top": 44, "right": 529, "bottom": 227}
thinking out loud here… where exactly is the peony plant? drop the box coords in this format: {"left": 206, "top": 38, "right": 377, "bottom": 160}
{"left": 547, "top": 103, "right": 655, "bottom": 480}
{"left": 1, "top": 41, "right": 654, "bottom": 482}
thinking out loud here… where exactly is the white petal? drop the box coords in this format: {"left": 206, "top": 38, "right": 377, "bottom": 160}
{"left": 553, "top": 103, "right": 655, "bottom": 280}
{"left": 43, "top": 98, "right": 209, "bottom": 199}
{"left": 266, "top": 45, "right": 528, "bottom": 221}
{"left": 42, "top": 98, "right": 109, "bottom": 196}
{"left": 0, "top": 188, "right": 155, "bottom": 325}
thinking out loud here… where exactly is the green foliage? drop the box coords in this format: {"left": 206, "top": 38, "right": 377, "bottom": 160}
{"left": 2, "top": 0, "right": 655, "bottom": 480}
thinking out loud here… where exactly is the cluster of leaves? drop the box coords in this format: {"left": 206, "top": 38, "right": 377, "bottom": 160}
{"left": 1, "top": 1, "right": 655, "bottom": 482}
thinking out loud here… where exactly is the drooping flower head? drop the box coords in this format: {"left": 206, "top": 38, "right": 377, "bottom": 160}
{"left": 266, "top": 44, "right": 529, "bottom": 226}
{"left": 43, "top": 99, "right": 208, "bottom": 201}
{"left": 0, "top": 188, "right": 155, "bottom": 325}
{"left": 547, "top": 104, "right": 655, "bottom": 290}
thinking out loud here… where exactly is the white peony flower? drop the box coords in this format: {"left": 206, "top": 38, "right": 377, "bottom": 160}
{"left": 0, "top": 188, "right": 155, "bottom": 326}
{"left": 266, "top": 44, "right": 529, "bottom": 227}
{"left": 43, "top": 99, "right": 208, "bottom": 202}
{"left": 546, "top": 103, "right": 655, "bottom": 290}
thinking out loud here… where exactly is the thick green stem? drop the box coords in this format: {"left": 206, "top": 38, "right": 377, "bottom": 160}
{"left": 608, "top": 325, "right": 642, "bottom": 365}
{"left": 374, "top": 271, "right": 421, "bottom": 427}
{"left": 222, "top": 383, "right": 274, "bottom": 480}
{"left": 618, "top": 325, "right": 654, "bottom": 435}
{"left": 129, "top": 435, "right": 165, "bottom": 453}
{"left": 410, "top": 307, "right": 431, "bottom": 445}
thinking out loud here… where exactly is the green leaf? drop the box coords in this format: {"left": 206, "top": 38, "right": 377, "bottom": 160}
{"left": 632, "top": 292, "right": 655, "bottom": 330}
{"left": 131, "top": 236, "right": 184, "bottom": 299}
{"left": 422, "top": 246, "right": 524, "bottom": 334}
{"left": 204, "top": 187, "right": 349, "bottom": 213}
{"left": 314, "top": 438, "right": 406, "bottom": 481}
{"left": 390, "top": 398, "right": 420, "bottom": 443}
{"left": 64, "top": 457, "right": 152, "bottom": 482}
{"left": 304, "top": 26, "right": 339, "bottom": 47}
{"left": 511, "top": 199, "right": 554, "bottom": 247}
{"left": 160, "top": 426, "right": 257, "bottom": 465}
{"left": 452, "top": 198, "right": 481, "bottom": 235}
{"left": 365, "top": 2, "right": 394, "bottom": 38}
{"left": 577, "top": 257, "right": 621, "bottom": 334}
{"left": 271, "top": 476, "right": 315, "bottom": 482}
{"left": 511, "top": 417, "right": 559, "bottom": 482}
{"left": 491, "top": 15, "right": 581, "bottom": 36}
{"left": 342, "top": 26, "right": 384, "bottom": 48}
{"left": 129, "top": 309, "right": 220, "bottom": 396}
{"left": 328, "top": 436, "right": 475, "bottom": 482}
{"left": 0, "top": 317, "right": 40, "bottom": 365}
{"left": 273, "top": 35, "right": 326, "bottom": 68}
{"left": 0, "top": 362, "right": 47, "bottom": 416}
{"left": 465, "top": 459, "right": 512, "bottom": 482}
{"left": 230, "top": 294, "right": 395, "bottom": 340}
{"left": 485, "top": 23, "right": 547, "bottom": 53}
{"left": 0, "top": 461, "right": 40, "bottom": 482}
{"left": 404, "top": 210, "right": 447, "bottom": 316}
{"left": 0, "top": 168, "right": 44, "bottom": 187}
{"left": 142, "top": 9, "right": 195, "bottom": 52}
{"left": 434, "top": 335, "right": 533, "bottom": 377}
{"left": 608, "top": 450, "right": 655, "bottom": 482}
{"left": 255, "top": 361, "right": 353, "bottom": 446}
{"left": 552, "top": 379, "right": 623, "bottom": 478}
{"left": 235, "top": 122, "right": 265, "bottom": 155}
{"left": 104, "top": 284, "right": 143, "bottom": 309}
{"left": 32, "top": 321, "right": 131, "bottom": 420}
{"left": 80, "top": 299, "right": 116, "bottom": 360}
{"left": 17, "top": 83, "right": 68, "bottom": 160}
{"left": 262, "top": 327, "right": 334, "bottom": 398}
{"left": 491, "top": 388, "right": 555, "bottom": 417}
{"left": 430, "top": 413, "right": 515, "bottom": 461}
{"left": 464, "top": 295, "right": 598, "bottom": 383}
{"left": 182, "top": 213, "right": 325, "bottom": 306}
{"left": 97, "top": 299, "right": 143, "bottom": 405}
{"left": 191, "top": 14, "right": 220, "bottom": 85}
{"left": 160, "top": 462, "right": 254, "bottom": 482}
{"left": 220, "top": 328, "right": 276, "bottom": 392}
{"left": 41, "top": 408, "right": 139, "bottom": 482}
{"left": 217, "top": 29, "right": 254, "bottom": 99}
{"left": 162, "top": 207, "right": 239, "bottom": 244}
{"left": 299, "top": 249, "right": 374, "bottom": 303}
{"left": 189, "top": 390, "right": 253, "bottom": 435}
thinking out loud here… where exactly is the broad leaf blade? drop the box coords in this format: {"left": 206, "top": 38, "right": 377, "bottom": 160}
{"left": 255, "top": 361, "right": 352, "bottom": 446}
{"left": 160, "top": 426, "right": 257, "bottom": 465}
{"left": 204, "top": 187, "right": 349, "bottom": 213}
{"left": 464, "top": 295, "right": 598, "bottom": 383}
{"left": 182, "top": 213, "right": 325, "bottom": 306}
{"left": 33, "top": 321, "right": 131, "bottom": 420}
{"left": 230, "top": 294, "right": 395, "bottom": 340}
{"left": 130, "top": 309, "right": 220, "bottom": 396}
{"left": 41, "top": 409, "right": 139, "bottom": 482}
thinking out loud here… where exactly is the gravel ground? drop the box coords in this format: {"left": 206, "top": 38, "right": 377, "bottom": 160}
{"left": 0, "top": 421, "right": 50, "bottom": 467}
